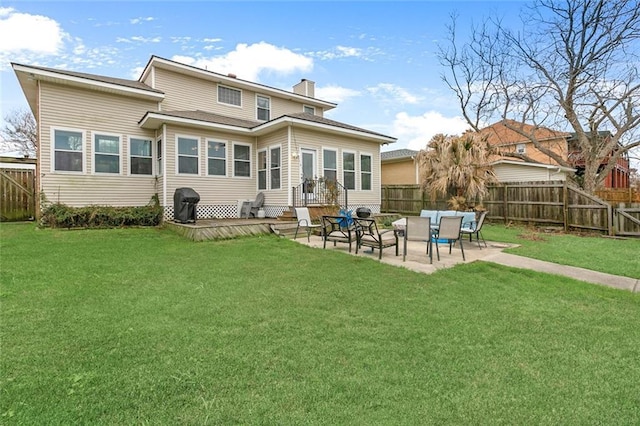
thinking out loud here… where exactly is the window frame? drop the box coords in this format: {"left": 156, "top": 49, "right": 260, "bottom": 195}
{"left": 217, "top": 84, "right": 242, "bottom": 108}
{"left": 269, "top": 145, "right": 282, "bottom": 190}
{"left": 342, "top": 150, "right": 356, "bottom": 191}
{"left": 156, "top": 138, "right": 163, "bottom": 176}
{"left": 51, "top": 127, "right": 86, "bottom": 174}
{"left": 303, "top": 105, "right": 316, "bottom": 115}
{"left": 257, "top": 148, "right": 267, "bottom": 190}
{"left": 516, "top": 143, "right": 526, "bottom": 154}
{"left": 233, "top": 142, "right": 252, "bottom": 178}
{"left": 360, "top": 153, "right": 372, "bottom": 191}
{"left": 322, "top": 148, "right": 338, "bottom": 183}
{"left": 128, "top": 136, "right": 153, "bottom": 176}
{"left": 256, "top": 95, "right": 271, "bottom": 121}
{"left": 93, "top": 132, "right": 122, "bottom": 175}
{"left": 206, "top": 139, "right": 227, "bottom": 177}
{"left": 176, "top": 134, "right": 201, "bottom": 176}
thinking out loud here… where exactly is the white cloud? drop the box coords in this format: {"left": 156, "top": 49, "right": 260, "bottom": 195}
{"left": 392, "top": 111, "right": 470, "bottom": 150}
{"left": 0, "top": 8, "right": 67, "bottom": 55}
{"left": 315, "top": 85, "right": 361, "bottom": 103}
{"left": 130, "top": 17, "right": 154, "bottom": 24}
{"left": 171, "top": 41, "right": 313, "bottom": 81}
{"left": 368, "top": 83, "right": 421, "bottom": 105}
{"left": 310, "top": 45, "right": 381, "bottom": 61}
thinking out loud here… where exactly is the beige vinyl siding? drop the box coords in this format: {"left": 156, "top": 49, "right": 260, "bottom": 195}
{"left": 381, "top": 160, "right": 419, "bottom": 185}
{"left": 153, "top": 67, "right": 322, "bottom": 120}
{"left": 256, "top": 129, "right": 289, "bottom": 206}
{"left": 39, "top": 82, "right": 159, "bottom": 206}
{"left": 163, "top": 125, "right": 258, "bottom": 206}
{"left": 493, "top": 163, "right": 568, "bottom": 182}
{"left": 287, "top": 128, "right": 382, "bottom": 207}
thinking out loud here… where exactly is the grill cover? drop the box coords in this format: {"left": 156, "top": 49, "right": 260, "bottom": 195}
{"left": 174, "top": 187, "right": 200, "bottom": 223}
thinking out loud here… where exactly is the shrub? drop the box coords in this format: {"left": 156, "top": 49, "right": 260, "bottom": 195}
{"left": 40, "top": 195, "right": 162, "bottom": 229}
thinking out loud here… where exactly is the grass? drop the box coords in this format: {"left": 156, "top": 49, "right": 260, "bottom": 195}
{"left": 1, "top": 222, "right": 639, "bottom": 424}
{"left": 482, "top": 223, "right": 640, "bottom": 279}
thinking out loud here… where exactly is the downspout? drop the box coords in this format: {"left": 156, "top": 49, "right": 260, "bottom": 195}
{"left": 287, "top": 124, "right": 293, "bottom": 206}
{"left": 162, "top": 123, "right": 167, "bottom": 211}
{"left": 35, "top": 79, "right": 42, "bottom": 219}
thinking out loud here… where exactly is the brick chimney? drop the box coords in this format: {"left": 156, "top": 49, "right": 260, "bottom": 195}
{"left": 293, "top": 79, "right": 315, "bottom": 98}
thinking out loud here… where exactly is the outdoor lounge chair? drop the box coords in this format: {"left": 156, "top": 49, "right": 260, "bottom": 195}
{"left": 322, "top": 215, "right": 357, "bottom": 252}
{"left": 353, "top": 217, "right": 399, "bottom": 260}
{"left": 294, "top": 207, "right": 322, "bottom": 242}
{"left": 460, "top": 211, "right": 488, "bottom": 248}
{"left": 243, "top": 192, "right": 265, "bottom": 218}
{"left": 403, "top": 216, "right": 432, "bottom": 264}
{"left": 433, "top": 215, "right": 465, "bottom": 261}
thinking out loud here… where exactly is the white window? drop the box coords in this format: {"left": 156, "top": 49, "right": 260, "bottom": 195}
{"left": 129, "top": 137, "right": 153, "bottom": 175}
{"left": 53, "top": 128, "right": 84, "bottom": 172}
{"left": 257, "top": 95, "right": 270, "bottom": 121}
{"left": 360, "top": 154, "right": 372, "bottom": 190}
{"left": 218, "top": 85, "right": 241, "bottom": 107}
{"left": 207, "top": 140, "right": 226, "bottom": 176}
{"left": 303, "top": 105, "right": 315, "bottom": 115}
{"left": 270, "top": 146, "right": 281, "bottom": 190}
{"left": 343, "top": 151, "right": 356, "bottom": 190}
{"left": 323, "top": 149, "right": 337, "bottom": 182}
{"left": 516, "top": 143, "right": 526, "bottom": 154}
{"left": 233, "top": 143, "right": 251, "bottom": 177}
{"left": 258, "top": 149, "right": 267, "bottom": 190}
{"left": 177, "top": 136, "right": 199, "bottom": 175}
{"left": 94, "top": 133, "right": 121, "bottom": 174}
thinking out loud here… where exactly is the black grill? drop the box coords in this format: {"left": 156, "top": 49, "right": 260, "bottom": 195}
{"left": 173, "top": 188, "right": 200, "bottom": 223}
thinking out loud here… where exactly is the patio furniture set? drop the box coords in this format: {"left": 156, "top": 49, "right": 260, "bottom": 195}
{"left": 293, "top": 207, "right": 488, "bottom": 263}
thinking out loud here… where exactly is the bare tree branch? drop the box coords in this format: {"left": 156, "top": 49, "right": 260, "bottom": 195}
{"left": 1, "top": 108, "right": 37, "bottom": 158}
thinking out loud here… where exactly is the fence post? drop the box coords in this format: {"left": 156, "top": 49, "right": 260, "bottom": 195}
{"left": 502, "top": 183, "right": 508, "bottom": 224}
{"left": 563, "top": 180, "right": 568, "bottom": 232}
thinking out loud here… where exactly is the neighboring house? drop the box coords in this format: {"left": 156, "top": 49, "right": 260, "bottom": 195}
{"left": 490, "top": 160, "right": 574, "bottom": 182}
{"left": 480, "top": 120, "right": 628, "bottom": 187}
{"left": 12, "top": 56, "right": 396, "bottom": 219}
{"left": 567, "top": 131, "right": 630, "bottom": 189}
{"left": 381, "top": 149, "right": 419, "bottom": 185}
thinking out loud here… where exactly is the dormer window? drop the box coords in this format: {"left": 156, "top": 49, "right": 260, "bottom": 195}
{"left": 218, "top": 85, "right": 241, "bottom": 107}
{"left": 257, "top": 95, "right": 270, "bottom": 121}
{"left": 303, "top": 105, "right": 315, "bottom": 115}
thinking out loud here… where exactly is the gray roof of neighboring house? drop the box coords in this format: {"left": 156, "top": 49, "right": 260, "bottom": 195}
{"left": 16, "top": 63, "right": 164, "bottom": 94}
{"left": 381, "top": 149, "right": 419, "bottom": 161}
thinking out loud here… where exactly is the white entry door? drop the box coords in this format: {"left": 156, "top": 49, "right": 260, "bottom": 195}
{"left": 301, "top": 149, "right": 316, "bottom": 193}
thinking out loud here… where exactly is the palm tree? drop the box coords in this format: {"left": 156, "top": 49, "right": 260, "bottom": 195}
{"left": 417, "top": 133, "right": 497, "bottom": 205}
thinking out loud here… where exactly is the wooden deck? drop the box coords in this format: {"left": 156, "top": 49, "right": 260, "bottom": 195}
{"left": 164, "top": 218, "right": 297, "bottom": 241}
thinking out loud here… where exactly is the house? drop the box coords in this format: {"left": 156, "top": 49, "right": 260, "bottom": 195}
{"left": 490, "top": 159, "right": 575, "bottom": 182}
{"left": 380, "top": 149, "right": 419, "bottom": 184}
{"left": 12, "top": 56, "right": 396, "bottom": 220}
{"left": 480, "top": 120, "right": 629, "bottom": 187}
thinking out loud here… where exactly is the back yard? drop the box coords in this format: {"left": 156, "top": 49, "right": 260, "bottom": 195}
{"left": 1, "top": 223, "right": 639, "bottom": 424}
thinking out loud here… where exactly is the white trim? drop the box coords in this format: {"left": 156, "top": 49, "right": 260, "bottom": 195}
{"left": 92, "top": 131, "right": 123, "bottom": 175}
{"left": 175, "top": 134, "right": 201, "bottom": 176}
{"left": 0, "top": 162, "right": 35, "bottom": 170}
{"left": 50, "top": 126, "right": 86, "bottom": 174}
{"left": 490, "top": 159, "right": 576, "bottom": 173}
{"left": 160, "top": 125, "right": 167, "bottom": 207}
{"left": 257, "top": 148, "right": 268, "bottom": 190}
{"left": 205, "top": 139, "right": 227, "bottom": 177}
{"left": 128, "top": 135, "right": 154, "bottom": 176}
{"left": 232, "top": 141, "right": 252, "bottom": 178}
{"left": 217, "top": 84, "right": 242, "bottom": 108}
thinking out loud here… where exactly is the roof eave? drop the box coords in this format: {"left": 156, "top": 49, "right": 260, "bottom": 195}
{"left": 12, "top": 63, "right": 165, "bottom": 102}
{"left": 139, "top": 112, "right": 253, "bottom": 134}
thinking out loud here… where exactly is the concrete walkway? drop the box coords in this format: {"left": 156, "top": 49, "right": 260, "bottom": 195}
{"left": 293, "top": 235, "right": 639, "bottom": 293}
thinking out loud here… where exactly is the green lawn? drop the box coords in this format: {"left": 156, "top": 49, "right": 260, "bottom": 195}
{"left": 482, "top": 224, "right": 640, "bottom": 279}
{"left": 1, "top": 223, "right": 639, "bottom": 424}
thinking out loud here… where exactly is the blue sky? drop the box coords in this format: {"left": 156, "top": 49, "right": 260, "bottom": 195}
{"left": 0, "top": 1, "right": 524, "bottom": 152}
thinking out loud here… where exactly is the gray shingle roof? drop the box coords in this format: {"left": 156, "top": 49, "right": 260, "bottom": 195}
{"left": 18, "top": 63, "right": 164, "bottom": 94}
{"left": 154, "top": 110, "right": 261, "bottom": 128}
{"left": 284, "top": 113, "right": 395, "bottom": 139}
{"left": 381, "top": 149, "right": 419, "bottom": 161}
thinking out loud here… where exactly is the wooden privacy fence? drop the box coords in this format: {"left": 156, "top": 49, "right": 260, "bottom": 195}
{"left": 0, "top": 168, "right": 36, "bottom": 221}
{"left": 595, "top": 188, "right": 640, "bottom": 205}
{"left": 382, "top": 182, "right": 614, "bottom": 235}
